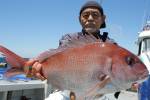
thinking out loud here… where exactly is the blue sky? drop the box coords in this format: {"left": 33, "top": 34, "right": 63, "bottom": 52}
{"left": 0, "top": 0, "right": 149, "bottom": 58}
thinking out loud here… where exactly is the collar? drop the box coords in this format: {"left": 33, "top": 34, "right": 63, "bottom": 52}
{"left": 82, "top": 29, "right": 102, "bottom": 39}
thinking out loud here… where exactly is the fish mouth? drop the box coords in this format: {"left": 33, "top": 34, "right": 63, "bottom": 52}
{"left": 136, "top": 71, "right": 149, "bottom": 83}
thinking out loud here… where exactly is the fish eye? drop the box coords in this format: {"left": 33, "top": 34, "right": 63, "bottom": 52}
{"left": 125, "top": 56, "right": 135, "bottom": 66}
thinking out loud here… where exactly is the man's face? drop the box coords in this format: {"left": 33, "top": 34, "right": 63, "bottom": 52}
{"left": 80, "top": 8, "right": 105, "bottom": 34}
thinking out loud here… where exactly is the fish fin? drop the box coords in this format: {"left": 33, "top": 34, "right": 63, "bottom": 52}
{"left": 94, "top": 94, "right": 104, "bottom": 99}
{"left": 0, "top": 45, "right": 26, "bottom": 68}
{"left": 97, "top": 75, "right": 111, "bottom": 88}
{"left": 4, "top": 68, "right": 25, "bottom": 77}
{"left": 114, "top": 91, "right": 121, "bottom": 99}
{"left": 86, "top": 75, "right": 111, "bottom": 98}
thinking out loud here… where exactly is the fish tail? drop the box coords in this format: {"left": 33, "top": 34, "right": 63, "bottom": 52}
{"left": 0, "top": 45, "right": 27, "bottom": 77}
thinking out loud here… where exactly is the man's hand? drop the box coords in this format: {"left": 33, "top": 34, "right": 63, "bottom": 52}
{"left": 131, "top": 82, "right": 139, "bottom": 91}
{"left": 25, "top": 59, "right": 46, "bottom": 80}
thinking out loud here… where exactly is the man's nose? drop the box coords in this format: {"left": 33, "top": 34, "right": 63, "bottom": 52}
{"left": 88, "top": 14, "right": 94, "bottom": 21}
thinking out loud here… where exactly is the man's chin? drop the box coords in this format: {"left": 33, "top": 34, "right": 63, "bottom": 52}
{"left": 85, "top": 28, "right": 97, "bottom": 33}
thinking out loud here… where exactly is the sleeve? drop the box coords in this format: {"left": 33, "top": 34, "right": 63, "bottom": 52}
{"left": 58, "top": 33, "right": 79, "bottom": 48}
{"left": 107, "top": 37, "right": 118, "bottom": 45}
{"left": 59, "top": 34, "right": 72, "bottom": 47}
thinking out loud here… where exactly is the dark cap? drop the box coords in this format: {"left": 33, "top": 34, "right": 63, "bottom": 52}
{"left": 80, "top": 1, "right": 106, "bottom": 28}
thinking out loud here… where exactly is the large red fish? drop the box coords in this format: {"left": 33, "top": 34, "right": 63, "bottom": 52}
{"left": 0, "top": 42, "right": 148, "bottom": 99}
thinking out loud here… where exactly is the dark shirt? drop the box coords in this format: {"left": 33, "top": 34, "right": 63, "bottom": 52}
{"left": 59, "top": 30, "right": 115, "bottom": 48}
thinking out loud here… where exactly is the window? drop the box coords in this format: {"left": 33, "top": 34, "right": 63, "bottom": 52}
{"left": 141, "top": 38, "right": 150, "bottom": 53}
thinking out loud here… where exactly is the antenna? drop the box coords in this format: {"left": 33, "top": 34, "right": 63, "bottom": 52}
{"left": 141, "top": 0, "right": 150, "bottom": 30}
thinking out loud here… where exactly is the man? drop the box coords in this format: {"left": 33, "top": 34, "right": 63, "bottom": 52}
{"left": 26, "top": 1, "right": 115, "bottom": 99}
